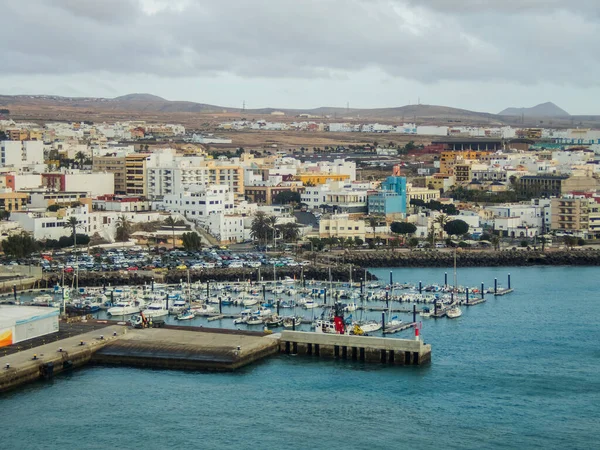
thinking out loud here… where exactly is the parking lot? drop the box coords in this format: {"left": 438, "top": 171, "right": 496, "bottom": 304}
{"left": 1, "top": 247, "right": 311, "bottom": 274}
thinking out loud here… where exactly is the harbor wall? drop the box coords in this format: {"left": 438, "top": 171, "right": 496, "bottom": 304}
{"left": 343, "top": 249, "right": 600, "bottom": 268}
{"left": 279, "top": 331, "right": 431, "bottom": 365}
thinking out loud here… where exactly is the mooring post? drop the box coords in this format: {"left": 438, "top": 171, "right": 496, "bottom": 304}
{"left": 165, "top": 292, "right": 169, "bottom": 311}
{"left": 451, "top": 291, "right": 454, "bottom": 303}
{"left": 206, "top": 281, "right": 210, "bottom": 299}
{"left": 292, "top": 318, "right": 296, "bottom": 331}
{"left": 481, "top": 282, "right": 484, "bottom": 299}
{"left": 385, "top": 291, "right": 389, "bottom": 308}
{"left": 466, "top": 287, "right": 469, "bottom": 304}
{"left": 494, "top": 278, "right": 498, "bottom": 295}
{"left": 276, "top": 300, "right": 280, "bottom": 315}
{"left": 389, "top": 271, "right": 393, "bottom": 287}
{"left": 151, "top": 279, "right": 154, "bottom": 292}
{"left": 262, "top": 285, "right": 266, "bottom": 302}
{"left": 444, "top": 272, "right": 448, "bottom": 286}
{"left": 382, "top": 312, "right": 385, "bottom": 333}
{"left": 419, "top": 281, "right": 422, "bottom": 294}
{"left": 324, "top": 288, "right": 327, "bottom": 305}
{"left": 413, "top": 304, "right": 416, "bottom": 323}
{"left": 508, "top": 273, "right": 511, "bottom": 290}
{"left": 219, "top": 297, "right": 222, "bottom": 314}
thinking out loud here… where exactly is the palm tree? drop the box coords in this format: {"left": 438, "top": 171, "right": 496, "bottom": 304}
{"left": 266, "top": 215, "right": 278, "bottom": 247}
{"left": 115, "top": 215, "right": 132, "bottom": 247}
{"left": 277, "top": 222, "right": 300, "bottom": 243}
{"left": 164, "top": 215, "right": 177, "bottom": 248}
{"left": 491, "top": 236, "right": 500, "bottom": 251}
{"left": 434, "top": 214, "right": 449, "bottom": 240}
{"left": 251, "top": 211, "right": 270, "bottom": 246}
{"left": 367, "top": 216, "right": 380, "bottom": 241}
{"left": 75, "top": 151, "right": 87, "bottom": 168}
{"left": 63, "top": 216, "right": 81, "bottom": 251}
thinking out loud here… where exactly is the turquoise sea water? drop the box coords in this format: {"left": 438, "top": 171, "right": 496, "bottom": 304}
{"left": 2, "top": 266, "right": 600, "bottom": 450}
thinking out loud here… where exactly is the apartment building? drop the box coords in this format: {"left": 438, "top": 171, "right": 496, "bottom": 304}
{"left": 147, "top": 156, "right": 244, "bottom": 201}
{"left": 0, "top": 192, "right": 29, "bottom": 212}
{"left": 161, "top": 185, "right": 234, "bottom": 222}
{"left": 93, "top": 153, "right": 149, "bottom": 197}
{"left": 0, "top": 140, "right": 44, "bottom": 170}
{"left": 319, "top": 214, "right": 366, "bottom": 240}
{"left": 550, "top": 197, "right": 589, "bottom": 236}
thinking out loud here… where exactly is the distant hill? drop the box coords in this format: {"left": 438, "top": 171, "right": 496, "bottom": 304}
{"left": 498, "top": 102, "right": 570, "bottom": 117}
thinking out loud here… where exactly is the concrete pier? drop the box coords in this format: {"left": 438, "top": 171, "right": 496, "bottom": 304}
{"left": 93, "top": 328, "right": 279, "bottom": 372}
{"left": 0, "top": 325, "right": 125, "bottom": 393}
{"left": 278, "top": 331, "right": 431, "bottom": 365}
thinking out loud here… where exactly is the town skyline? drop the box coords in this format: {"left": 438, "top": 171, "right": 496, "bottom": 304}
{"left": 1, "top": 1, "right": 599, "bottom": 114}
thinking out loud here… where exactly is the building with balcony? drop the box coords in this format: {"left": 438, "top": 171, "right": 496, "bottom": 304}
{"left": 319, "top": 214, "right": 366, "bottom": 240}
{"left": 160, "top": 184, "right": 234, "bottom": 222}
{"left": 550, "top": 197, "right": 590, "bottom": 237}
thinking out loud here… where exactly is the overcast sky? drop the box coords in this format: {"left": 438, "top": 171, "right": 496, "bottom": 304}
{"left": 1, "top": 0, "right": 598, "bottom": 114}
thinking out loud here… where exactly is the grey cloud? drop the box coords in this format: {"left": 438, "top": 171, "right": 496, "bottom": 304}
{"left": 0, "top": 0, "right": 598, "bottom": 88}
{"left": 404, "top": 0, "right": 600, "bottom": 14}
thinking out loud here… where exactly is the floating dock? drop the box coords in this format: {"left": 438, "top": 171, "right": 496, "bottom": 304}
{"left": 278, "top": 330, "right": 431, "bottom": 365}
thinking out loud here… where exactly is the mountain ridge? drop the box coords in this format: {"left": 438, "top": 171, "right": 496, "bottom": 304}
{"left": 498, "top": 102, "right": 570, "bottom": 117}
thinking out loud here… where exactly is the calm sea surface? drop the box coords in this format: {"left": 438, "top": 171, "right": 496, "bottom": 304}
{"left": 2, "top": 266, "right": 599, "bottom": 450}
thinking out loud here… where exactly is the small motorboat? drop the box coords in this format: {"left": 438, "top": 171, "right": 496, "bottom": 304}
{"left": 446, "top": 305, "right": 462, "bottom": 319}
{"left": 176, "top": 310, "right": 195, "bottom": 321}
{"left": 264, "top": 314, "right": 284, "bottom": 328}
{"left": 283, "top": 316, "right": 302, "bottom": 328}
{"left": 246, "top": 316, "right": 264, "bottom": 325}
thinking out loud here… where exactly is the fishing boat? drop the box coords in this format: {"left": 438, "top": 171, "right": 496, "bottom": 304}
{"left": 420, "top": 307, "right": 432, "bottom": 318}
{"left": 176, "top": 310, "right": 195, "bottom": 320}
{"left": 233, "top": 309, "right": 252, "bottom": 324}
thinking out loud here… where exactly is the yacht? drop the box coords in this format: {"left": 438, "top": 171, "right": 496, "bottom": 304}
{"left": 107, "top": 301, "right": 140, "bottom": 316}
{"left": 142, "top": 302, "right": 169, "bottom": 319}
{"left": 283, "top": 316, "right": 302, "bottom": 328}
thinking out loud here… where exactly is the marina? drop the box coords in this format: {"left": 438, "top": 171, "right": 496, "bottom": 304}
{"left": 2, "top": 265, "right": 597, "bottom": 450}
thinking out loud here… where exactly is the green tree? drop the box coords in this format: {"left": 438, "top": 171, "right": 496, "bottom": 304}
{"left": 164, "top": 215, "right": 177, "bottom": 248}
{"left": 408, "top": 237, "right": 419, "bottom": 250}
{"left": 47, "top": 204, "right": 61, "bottom": 212}
{"left": 115, "top": 215, "right": 132, "bottom": 245}
{"left": 563, "top": 236, "right": 577, "bottom": 249}
{"left": 251, "top": 211, "right": 272, "bottom": 246}
{"left": 539, "top": 235, "right": 547, "bottom": 252}
{"left": 63, "top": 216, "right": 81, "bottom": 251}
{"left": 2, "top": 232, "right": 39, "bottom": 258}
{"left": 390, "top": 221, "right": 417, "bottom": 237}
{"left": 75, "top": 151, "right": 87, "bottom": 168}
{"left": 273, "top": 191, "right": 302, "bottom": 205}
{"left": 353, "top": 236, "right": 364, "bottom": 247}
{"left": 273, "top": 191, "right": 301, "bottom": 205}
{"left": 435, "top": 214, "right": 449, "bottom": 239}
{"left": 367, "top": 216, "right": 381, "bottom": 240}
{"left": 277, "top": 222, "right": 300, "bottom": 242}
{"left": 491, "top": 236, "right": 500, "bottom": 251}
{"left": 444, "top": 219, "right": 470, "bottom": 238}
{"left": 182, "top": 232, "right": 202, "bottom": 251}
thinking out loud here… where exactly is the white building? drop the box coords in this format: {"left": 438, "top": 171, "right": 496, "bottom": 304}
{"left": 1, "top": 141, "right": 44, "bottom": 170}
{"left": 160, "top": 185, "right": 234, "bottom": 222}
{"left": 205, "top": 214, "right": 246, "bottom": 243}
